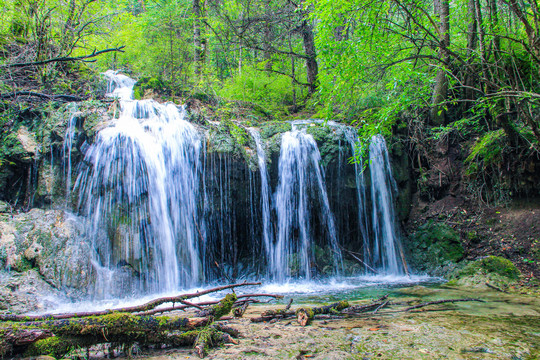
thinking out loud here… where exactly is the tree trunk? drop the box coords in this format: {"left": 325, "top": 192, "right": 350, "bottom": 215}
{"left": 193, "top": 0, "right": 204, "bottom": 77}
{"left": 465, "top": 0, "right": 477, "bottom": 102}
{"left": 263, "top": 0, "right": 273, "bottom": 72}
{"left": 430, "top": 0, "right": 450, "bottom": 125}
{"left": 301, "top": 21, "right": 318, "bottom": 95}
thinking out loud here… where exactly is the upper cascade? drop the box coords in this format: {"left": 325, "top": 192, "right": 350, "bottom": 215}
{"left": 75, "top": 71, "right": 204, "bottom": 297}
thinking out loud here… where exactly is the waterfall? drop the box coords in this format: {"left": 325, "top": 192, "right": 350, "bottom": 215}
{"left": 248, "top": 129, "right": 273, "bottom": 271}
{"left": 272, "top": 127, "right": 342, "bottom": 281}
{"left": 63, "top": 108, "right": 77, "bottom": 203}
{"left": 341, "top": 127, "right": 370, "bottom": 264}
{"left": 369, "top": 135, "right": 405, "bottom": 274}
{"left": 67, "top": 71, "right": 408, "bottom": 299}
{"left": 75, "top": 71, "right": 204, "bottom": 297}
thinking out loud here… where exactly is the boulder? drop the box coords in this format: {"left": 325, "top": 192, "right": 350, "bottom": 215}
{"left": 0, "top": 209, "right": 94, "bottom": 310}
{"left": 16, "top": 126, "right": 38, "bottom": 161}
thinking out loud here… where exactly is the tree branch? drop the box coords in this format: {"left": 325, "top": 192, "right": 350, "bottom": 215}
{"left": 1, "top": 46, "right": 125, "bottom": 68}
{"left": 0, "top": 282, "right": 263, "bottom": 322}
{"left": 0, "top": 91, "right": 83, "bottom": 102}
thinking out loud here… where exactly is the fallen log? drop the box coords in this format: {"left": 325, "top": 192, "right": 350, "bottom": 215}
{"left": 233, "top": 302, "right": 250, "bottom": 318}
{"left": 0, "top": 293, "right": 242, "bottom": 358}
{"left": 250, "top": 299, "right": 294, "bottom": 323}
{"left": 296, "top": 301, "right": 349, "bottom": 326}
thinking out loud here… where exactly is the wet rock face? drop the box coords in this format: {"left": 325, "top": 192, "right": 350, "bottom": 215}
{"left": 0, "top": 209, "right": 94, "bottom": 306}
{"left": 1, "top": 99, "right": 415, "bottom": 289}
{"left": 0, "top": 270, "right": 62, "bottom": 313}
{"left": 404, "top": 220, "right": 464, "bottom": 276}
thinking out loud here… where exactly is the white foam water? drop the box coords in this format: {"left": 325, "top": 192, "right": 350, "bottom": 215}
{"left": 75, "top": 72, "right": 204, "bottom": 297}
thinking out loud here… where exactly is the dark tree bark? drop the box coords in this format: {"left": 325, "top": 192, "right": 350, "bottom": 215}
{"left": 301, "top": 20, "right": 318, "bottom": 95}
{"left": 263, "top": 0, "right": 273, "bottom": 72}
{"left": 430, "top": 0, "right": 450, "bottom": 125}
{"left": 193, "top": 0, "right": 204, "bottom": 76}
{"left": 465, "top": 0, "right": 478, "bottom": 102}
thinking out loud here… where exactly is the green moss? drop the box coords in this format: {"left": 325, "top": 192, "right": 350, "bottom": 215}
{"left": 304, "top": 124, "right": 343, "bottom": 167}
{"left": 457, "top": 256, "right": 520, "bottom": 280}
{"left": 259, "top": 121, "right": 292, "bottom": 139}
{"left": 12, "top": 257, "right": 33, "bottom": 272}
{"left": 24, "top": 336, "right": 74, "bottom": 358}
{"left": 212, "top": 293, "right": 237, "bottom": 319}
{"left": 405, "top": 221, "right": 464, "bottom": 275}
{"left": 465, "top": 129, "right": 505, "bottom": 172}
{"left": 133, "top": 77, "right": 164, "bottom": 100}
{"left": 223, "top": 119, "right": 250, "bottom": 147}
{"left": 336, "top": 301, "right": 349, "bottom": 311}
{"left": 193, "top": 326, "right": 216, "bottom": 357}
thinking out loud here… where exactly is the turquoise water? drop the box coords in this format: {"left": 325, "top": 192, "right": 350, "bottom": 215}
{"left": 41, "top": 275, "right": 441, "bottom": 314}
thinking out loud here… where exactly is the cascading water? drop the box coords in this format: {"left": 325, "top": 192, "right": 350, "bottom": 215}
{"left": 64, "top": 70, "right": 409, "bottom": 301}
{"left": 368, "top": 135, "right": 405, "bottom": 274}
{"left": 75, "top": 71, "right": 204, "bottom": 297}
{"left": 63, "top": 107, "right": 78, "bottom": 203}
{"left": 248, "top": 129, "right": 273, "bottom": 270}
{"left": 272, "top": 126, "right": 342, "bottom": 281}
{"left": 341, "top": 127, "right": 370, "bottom": 264}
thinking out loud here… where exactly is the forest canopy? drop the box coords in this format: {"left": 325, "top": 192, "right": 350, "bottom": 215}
{"left": 1, "top": 0, "right": 540, "bottom": 170}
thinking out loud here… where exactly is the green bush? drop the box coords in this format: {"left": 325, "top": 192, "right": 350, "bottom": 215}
{"left": 219, "top": 65, "right": 303, "bottom": 116}
{"left": 133, "top": 77, "right": 165, "bottom": 100}
{"left": 457, "top": 256, "right": 520, "bottom": 280}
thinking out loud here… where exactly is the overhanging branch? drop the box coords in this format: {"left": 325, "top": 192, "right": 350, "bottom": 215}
{"left": 1, "top": 46, "right": 125, "bottom": 68}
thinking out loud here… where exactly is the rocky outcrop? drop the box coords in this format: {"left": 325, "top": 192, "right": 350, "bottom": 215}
{"left": 0, "top": 208, "right": 93, "bottom": 312}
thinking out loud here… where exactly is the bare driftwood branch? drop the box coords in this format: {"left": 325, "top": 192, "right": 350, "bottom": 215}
{"left": 373, "top": 300, "right": 389, "bottom": 314}
{"left": 0, "top": 282, "right": 262, "bottom": 322}
{"left": 250, "top": 299, "right": 295, "bottom": 323}
{"left": 403, "top": 298, "right": 485, "bottom": 312}
{"left": 0, "top": 91, "right": 83, "bottom": 102}
{"left": 485, "top": 282, "right": 508, "bottom": 293}
{"left": 1, "top": 46, "right": 125, "bottom": 68}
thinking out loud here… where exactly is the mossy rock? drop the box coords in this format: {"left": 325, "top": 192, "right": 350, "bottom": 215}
{"left": 259, "top": 121, "right": 291, "bottom": 139}
{"left": 207, "top": 120, "right": 252, "bottom": 153}
{"left": 133, "top": 77, "right": 165, "bottom": 100}
{"left": 456, "top": 256, "right": 520, "bottom": 280}
{"left": 223, "top": 119, "right": 250, "bottom": 147}
{"left": 405, "top": 221, "right": 464, "bottom": 275}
